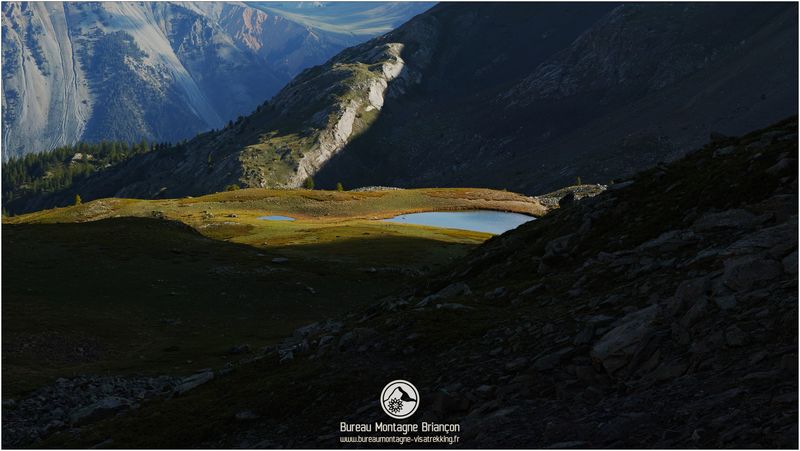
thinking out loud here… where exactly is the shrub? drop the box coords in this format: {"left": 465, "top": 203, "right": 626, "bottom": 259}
{"left": 304, "top": 177, "right": 315, "bottom": 190}
{"left": 225, "top": 184, "right": 240, "bottom": 191}
{"left": 336, "top": 182, "right": 344, "bottom": 192}
{"left": 74, "top": 194, "right": 82, "bottom": 205}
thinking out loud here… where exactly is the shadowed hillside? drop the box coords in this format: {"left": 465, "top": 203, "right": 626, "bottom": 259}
{"left": 5, "top": 118, "right": 795, "bottom": 449}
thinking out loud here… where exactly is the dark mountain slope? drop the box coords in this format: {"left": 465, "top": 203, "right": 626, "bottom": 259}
{"left": 315, "top": 2, "right": 797, "bottom": 193}
{"left": 248, "top": 117, "right": 797, "bottom": 447}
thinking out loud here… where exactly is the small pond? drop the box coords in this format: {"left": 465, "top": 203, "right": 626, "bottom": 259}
{"left": 383, "top": 210, "right": 535, "bottom": 235}
{"left": 257, "top": 215, "right": 295, "bottom": 221}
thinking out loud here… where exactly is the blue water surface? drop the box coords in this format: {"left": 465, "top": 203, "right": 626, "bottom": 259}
{"left": 383, "top": 210, "right": 534, "bottom": 235}
{"left": 257, "top": 215, "right": 295, "bottom": 221}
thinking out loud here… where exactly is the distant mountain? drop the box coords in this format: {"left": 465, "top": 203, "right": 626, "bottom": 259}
{"left": 249, "top": 2, "right": 433, "bottom": 39}
{"left": 5, "top": 2, "right": 797, "bottom": 213}
{"left": 0, "top": 1, "right": 431, "bottom": 159}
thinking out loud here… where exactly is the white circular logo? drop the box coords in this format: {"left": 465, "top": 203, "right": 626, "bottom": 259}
{"left": 380, "top": 380, "right": 419, "bottom": 419}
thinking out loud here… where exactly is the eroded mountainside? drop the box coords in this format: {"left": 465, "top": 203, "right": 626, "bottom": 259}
{"left": 6, "top": 24, "right": 425, "bottom": 211}
{"left": 0, "top": 1, "right": 429, "bottom": 158}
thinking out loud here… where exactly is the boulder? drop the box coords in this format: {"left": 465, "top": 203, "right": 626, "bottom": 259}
{"left": 279, "top": 350, "right": 294, "bottom": 363}
{"left": 416, "top": 295, "right": 439, "bottom": 308}
{"left": 544, "top": 234, "right": 574, "bottom": 259}
{"left": 533, "top": 347, "right": 574, "bottom": 371}
{"left": 318, "top": 335, "right": 335, "bottom": 347}
{"left": 417, "top": 282, "right": 473, "bottom": 307}
{"left": 573, "top": 323, "right": 596, "bottom": 345}
{"left": 669, "top": 277, "right": 710, "bottom": 316}
{"left": 644, "top": 360, "right": 687, "bottom": 383}
{"left": 692, "top": 209, "right": 759, "bottom": 232}
{"left": 436, "top": 282, "right": 472, "bottom": 299}
{"left": 475, "top": 385, "right": 495, "bottom": 398}
{"left": 436, "top": 303, "right": 473, "bottom": 311}
{"left": 174, "top": 370, "right": 214, "bottom": 395}
{"left": 725, "top": 325, "right": 747, "bottom": 347}
{"left": 69, "top": 397, "right": 129, "bottom": 425}
{"left": 680, "top": 297, "right": 709, "bottom": 328}
{"left": 782, "top": 250, "right": 798, "bottom": 274}
{"left": 292, "top": 320, "right": 343, "bottom": 340}
{"left": 722, "top": 256, "right": 782, "bottom": 292}
{"left": 591, "top": 305, "right": 660, "bottom": 374}
{"left": 608, "top": 180, "right": 634, "bottom": 191}
{"left": 228, "top": 344, "right": 251, "bottom": 355}
{"left": 484, "top": 287, "right": 507, "bottom": 300}
{"left": 504, "top": 357, "right": 529, "bottom": 371}
{"left": 723, "top": 220, "right": 796, "bottom": 256}
{"left": 235, "top": 410, "right": 260, "bottom": 421}
{"left": 670, "top": 322, "right": 691, "bottom": 346}
{"left": 430, "top": 390, "right": 470, "bottom": 418}
{"left": 637, "top": 229, "right": 698, "bottom": 253}
{"left": 558, "top": 192, "right": 575, "bottom": 207}
{"left": 712, "top": 146, "right": 736, "bottom": 157}
{"left": 521, "top": 283, "right": 544, "bottom": 296}
{"left": 713, "top": 295, "right": 737, "bottom": 311}
{"left": 293, "top": 322, "right": 322, "bottom": 339}
{"left": 338, "top": 328, "right": 378, "bottom": 352}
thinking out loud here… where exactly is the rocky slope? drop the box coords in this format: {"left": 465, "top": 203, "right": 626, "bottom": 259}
{"left": 223, "top": 118, "right": 797, "bottom": 448}
{"left": 8, "top": 119, "right": 796, "bottom": 448}
{"left": 0, "top": 1, "right": 429, "bottom": 158}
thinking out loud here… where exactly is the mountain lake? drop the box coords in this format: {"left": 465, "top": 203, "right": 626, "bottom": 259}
{"left": 257, "top": 215, "right": 296, "bottom": 221}
{"left": 383, "top": 210, "right": 535, "bottom": 235}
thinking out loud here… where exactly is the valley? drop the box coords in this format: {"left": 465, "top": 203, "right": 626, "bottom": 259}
{"left": 1, "top": 1, "right": 797, "bottom": 449}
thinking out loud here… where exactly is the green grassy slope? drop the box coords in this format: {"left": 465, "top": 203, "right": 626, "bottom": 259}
{"left": 7, "top": 188, "right": 544, "bottom": 260}
{"left": 3, "top": 188, "right": 542, "bottom": 398}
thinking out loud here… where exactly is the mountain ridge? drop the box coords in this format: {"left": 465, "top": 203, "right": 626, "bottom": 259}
{"left": 315, "top": 2, "right": 797, "bottom": 193}
{"left": 1, "top": 1, "right": 430, "bottom": 159}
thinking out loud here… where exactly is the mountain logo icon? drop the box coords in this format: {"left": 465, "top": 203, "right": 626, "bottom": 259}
{"left": 380, "top": 380, "right": 419, "bottom": 419}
